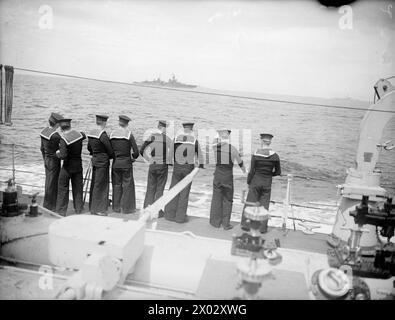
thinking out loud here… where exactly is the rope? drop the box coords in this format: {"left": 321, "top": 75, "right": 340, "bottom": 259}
{"left": 0, "top": 64, "right": 3, "bottom": 124}
{"left": 268, "top": 212, "right": 329, "bottom": 226}
{"left": 269, "top": 199, "right": 336, "bottom": 212}
{"left": 0, "top": 167, "right": 46, "bottom": 176}
{"left": 0, "top": 180, "right": 44, "bottom": 189}
{"left": 1, "top": 142, "right": 40, "bottom": 149}
{"left": 13, "top": 67, "right": 395, "bottom": 115}
{"left": 279, "top": 173, "right": 330, "bottom": 182}
{"left": 0, "top": 165, "right": 335, "bottom": 183}
{"left": 0, "top": 178, "right": 336, "bottom": 214}
{"left": 0, "top": 143, "right": 147, "bottom": 164}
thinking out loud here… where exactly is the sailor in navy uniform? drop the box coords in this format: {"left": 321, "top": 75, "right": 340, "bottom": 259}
{"left": 210, "top": 129, "right": 246, "bottom": 230}
{"left": 110, "top": 115, "right": 139, "bottom": 213}
{"left": 40, "top": 112, "right": 64, "bottom": 211}
{"left": 140, "top": 120, "right": 172, "bottom": 217}
{"left": 87, "top": 114, "right": 114, "bottom": 215}
{"left": 241, "top": 133, "right": 281, "bottom": 233}
{"left": 55, "top": 118, "right": 86, "bottom": 215}
{"left": 164, "top": 122, "right": 205, "bottom": 223}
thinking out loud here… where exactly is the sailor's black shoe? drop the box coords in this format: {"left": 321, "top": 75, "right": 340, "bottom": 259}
{"left": 123, "top": 209, "right": 137, "bottom": 214}
{"left": 93, "top": 212, "right": 107, "bottom": 216}
{"left": 223, "top": 224, "right": 234, "bottom": 231}
{"left": 176, "top": 216, "right": 189, "bottom": 224}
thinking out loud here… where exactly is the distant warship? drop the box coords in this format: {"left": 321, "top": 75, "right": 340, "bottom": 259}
{"left": 1, "top": 71, "right": 395, "bottom": 300}
{"left": 134, "top": 74, "right": 197, "bottom": 89}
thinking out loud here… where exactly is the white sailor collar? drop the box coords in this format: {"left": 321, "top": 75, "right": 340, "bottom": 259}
{"left": 87, "top": 127, "right": 106, "bottom": 139}
{"left": 40, "top": 127, "right": 57, "bottom": 140}
{"left": 175, "top": 133, "right": 196, "bottom": 145}
{"left": 110, "top": 127, "right": 131, "bottom": 140}
{"left": 60, "top": 129, "right": 84, "bottom": 145}
{"left": 254, "top": 148, "right": 276, "bottom": 157}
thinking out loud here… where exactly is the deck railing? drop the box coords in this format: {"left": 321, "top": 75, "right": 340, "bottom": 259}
{"left": 0, "top": 141, "right": 342, "bottom": 231}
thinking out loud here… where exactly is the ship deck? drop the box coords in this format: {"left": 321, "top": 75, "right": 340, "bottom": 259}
{"left": 18, "top": 193, "right": 331, "bottom": 255}
{"left": 2, "top": 194, "right": 394, "bottom": 300}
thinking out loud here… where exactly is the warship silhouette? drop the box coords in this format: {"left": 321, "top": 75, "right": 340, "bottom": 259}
{"left": 134, "top": 74, "right": 197, "bottom": 89}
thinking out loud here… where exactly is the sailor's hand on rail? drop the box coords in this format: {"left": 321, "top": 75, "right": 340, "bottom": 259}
{"left": 150, "top": 212, "right": 159, "bottom": 221}
{"left": 140, "top": 206, "right": 158, "bottom": 222}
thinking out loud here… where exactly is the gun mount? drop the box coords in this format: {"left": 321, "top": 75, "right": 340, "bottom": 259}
{"left": 328, "top": 196, "right": 395, "bottom": 279}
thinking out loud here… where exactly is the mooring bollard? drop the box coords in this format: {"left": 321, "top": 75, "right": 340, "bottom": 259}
{"left": 4, "top": 65, "right": 14, "bottom": 125}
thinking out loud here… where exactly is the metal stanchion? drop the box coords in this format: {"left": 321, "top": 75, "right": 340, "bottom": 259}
{"left": 12, "top": 144, "right": 16, "bottom": 186}
{"left": 284, "top": 173, "right": 296, "bottom": 230}
{"left": 4, "top": 65, "right": 14, "bottom": 125}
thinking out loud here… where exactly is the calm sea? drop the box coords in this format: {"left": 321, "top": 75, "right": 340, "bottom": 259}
{"left": 0, "top": 73, "right": 394, "bottom": 223}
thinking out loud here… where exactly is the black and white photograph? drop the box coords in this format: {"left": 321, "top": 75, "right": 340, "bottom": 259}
{"left": 0, "top": 0, "right": 394, "bottom": 304}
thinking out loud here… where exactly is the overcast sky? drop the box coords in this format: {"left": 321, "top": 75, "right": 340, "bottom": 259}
{"left": 1, "top": 0, "right": 394, "bottom": 100}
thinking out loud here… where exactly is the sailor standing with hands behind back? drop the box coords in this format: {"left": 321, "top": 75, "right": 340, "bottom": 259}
{"left": 209, "top": 129, "right": 247, "bottom": 230}
{"left": 241, "top": 133, "right": 281, "bottom": 233}
{"left": 110, "top": 115, "right": 139, "bottom": 214}
{"left": 87, "top": 114, "right": 114, "bottom": 216}
{"left": 140, "top": 120, "right": 172, "bottom": 217}
{"left": 55, "top": 118, "right": 86, "bottom": 215}
{"left": 40, "top": 112, "right": 63, "bottom": 211}
{"left": 164, "top": 122, "right": 205, "bottom": 223}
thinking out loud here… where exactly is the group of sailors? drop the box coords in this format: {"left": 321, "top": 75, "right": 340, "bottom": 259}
{"left": 40, "top": 112, "right": 281, "bottom": 232}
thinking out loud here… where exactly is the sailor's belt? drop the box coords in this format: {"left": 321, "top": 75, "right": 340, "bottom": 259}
{"left": 151, "top": 160, "right": 166, "bottom": 164}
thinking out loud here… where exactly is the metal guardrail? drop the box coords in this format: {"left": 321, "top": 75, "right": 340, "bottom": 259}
{"left": 0, "top": 141, "right": 341, "bottom": 231}
{"left": 0, "top": 165, "right": 338, "bottom": 215}
{"left": 0, "top": 143, "right": 148, "bottom": 164}
{"left": 0, "top": 143, "right": 339, "bottom": 183}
